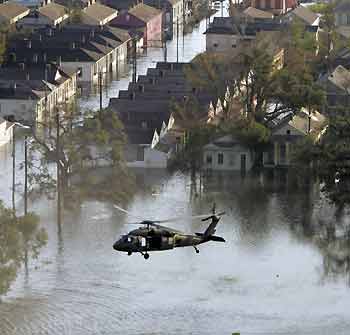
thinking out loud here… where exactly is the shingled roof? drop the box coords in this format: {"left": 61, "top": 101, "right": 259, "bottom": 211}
{"left": 0, "top": 2, "right": 29, "bottom": 22}
{"left": 129, "top": 3, "right": 161, "bottom": 23}
{"left": 290, "top": 5, "right": 319, "bottom": 25}
{"left": 38, "top": 2, "right": 68, "bottom": 21}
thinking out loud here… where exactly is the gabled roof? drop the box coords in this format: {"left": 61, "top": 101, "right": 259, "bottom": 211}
{"left": 290, "top": 5, "right": 319, "bottom": 25}
{"left": 0, "top": 2, "right": 29, "bottom": 21}
{"left": 243, "top": 6, "right": 274, "bottom": 20}
{"left": 327, "top": 65, "right": 350, "bottom": 93}
{"left": 335, "top": 1, "right": 350, "bottom": 13}
{"left": 38, "top": 2, "right": 68, "bottom": 21}
{"left": 128, "top": 3, "right": 161, "bottom": 23}
{"left": 83, "top": 3, "right": 117, "bottom": 22}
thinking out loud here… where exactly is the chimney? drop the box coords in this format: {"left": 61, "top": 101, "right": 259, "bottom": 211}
{"left": 26, "top": 72, "right": 30, "bottom": 81}
{"left": 70, "top": 41, "right": 76, "bottom": 49}
{"left": 82, "top": 34, "right": 86, "bottom": 44}
{"left": 27, "top": 40, "right": 32, "bottom": 48}
{"left": 44, "top": 66, "right": 48, "bottom": 81}
{"left": 12, "top": 82, "right": 17, "bottom": 93}
{"left": 39, "top": 34, "right": 42, "bottom": 41}
{"left": 90, "top": 29, "right": 95, "bottom": 38}
{"left": 33, "top": 54, "right": 38, "bottom": 63}
{"left": 43, "top": 52, "right": 47, "bottom": 62}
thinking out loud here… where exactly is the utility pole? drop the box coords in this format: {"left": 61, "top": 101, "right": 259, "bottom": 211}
{"left": 176, "top": 17, "right": 179, "bottom": 63}
{"left": 12, "top": 126, "right": 16, "bottom": 213}
{"left": 24, "top": 135, "right": 28, "bottom": 215}
{"left": 56, "top": 111, "right": 61, "bottom": 226}
{"left": 132, "top": 36, "right": 137, "bottom": 83}
{"left": 99, "top": 71, "right": 103, "bottom": 118}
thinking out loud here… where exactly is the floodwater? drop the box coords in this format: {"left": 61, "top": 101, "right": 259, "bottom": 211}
{"left": 1, "top": 170, "right": 350, "bottom": 335}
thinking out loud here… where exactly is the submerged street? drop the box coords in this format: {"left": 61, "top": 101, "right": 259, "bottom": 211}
{"left": 1, "top": 171, "right": 350, "bottom": 335}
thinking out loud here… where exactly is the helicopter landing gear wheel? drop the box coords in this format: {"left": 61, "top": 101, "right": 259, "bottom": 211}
{"left": 128, "top": 251, "right": 132, "bottom": 256}
{"left": 144, "top": 253, "right": 150, "bottom": 260}
{"left": 194, "top": 246, "right": 200, "bottom": 254}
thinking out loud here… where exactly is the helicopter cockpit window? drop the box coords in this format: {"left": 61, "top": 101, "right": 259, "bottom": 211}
{"left": 127, "top": 236, "right": 134, "bottom": 243}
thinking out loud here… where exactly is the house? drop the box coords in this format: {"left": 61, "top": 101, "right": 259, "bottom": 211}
{"left": 204, "top": 16, "right": 286, "bottom": 54}
{"left": 202, "top": 134, "right": 253, "bottom": 171}
{"left": 109, "top": 3, "right": 162, "bottom": 47}
{"left": 81, "top": 2, "right": 118, "bottom": 26}
{"left": 0, "top": 1, "right": 29, "bottom": 24}
{"left": 243, "top": 6, "right": 274, "bottom": 21}
{"left": 284, "top": 5, "right": 320, "bottom": 27}
{"left": 334, "top": 0, "right": 350, "bottom": 27}
{"left": 0, "top": 117, "right": 13, "bottom": 147}
{"left": 247, "top": 0, "right": 297, "bottom": 15}
{"left": 144, "top": 0, "right": 185, "bottom": 39}
{"left": 100, "top": 0, "right": 138, "bottom": 12}
{"left": 17, "top": 0, "right": 69, "bottom": 29}
{"left": 0, "top": 62, "right": 78, "bottom": 123}
{"left": 318, "top": 65, "right": 350, "bottom": 115}
{"left": 263, "top": 110, "right": 326, "bottom": 167}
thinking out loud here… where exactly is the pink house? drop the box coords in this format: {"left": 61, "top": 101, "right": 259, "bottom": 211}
{"left": 109, "top": 3, "right": 162, "bottom": 47}
{"left": 249, "top": 0, "right": 297, "bottom": 15}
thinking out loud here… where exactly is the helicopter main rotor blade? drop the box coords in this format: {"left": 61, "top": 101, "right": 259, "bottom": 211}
{"left": 125, "top": 214, "right": 215, "bottom": 225}
{"left": 113, "top": 204, "right": 144, "bottom": 221}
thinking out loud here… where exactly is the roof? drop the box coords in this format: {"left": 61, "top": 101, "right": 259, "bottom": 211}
{"left": 129, "top": 3, "right": 161, "bottom": 23}
{"left": 204, "top": 17, "right": 240, "bottom": 35}
{"left": 243, "top": 6, "right": 274, "bottom": 20}
{"left": 327, "top": 65, "right": 350, "bottom": 93}
{"left": 336, "top": 25, "right": 350, "bottom": 39}
{"left": 290, "top": 5, "right": 319, "bottom": 25}
{"left": 0, "top": 2, "right": 29, "bottom": 21}
{"left": 335, "top": 1, "right": 350, "bottom": 13}
{"left": 83, "top": 3, "right": 117, "bottom": 22}
{"left": 203, "top": 134, "right": 246, "bottom": 150}
{"left": 38, "top": 2, "right": 67, "bottom": 21}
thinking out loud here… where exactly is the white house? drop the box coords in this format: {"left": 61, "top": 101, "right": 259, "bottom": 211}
{"left": 203, "top": 135, "right": 253, "bottom": 171}
{"left": 0, "top": 117, "right": 14, "bottom": 147}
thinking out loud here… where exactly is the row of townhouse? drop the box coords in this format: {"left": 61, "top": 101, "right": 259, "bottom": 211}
{"left": 0, "top": 62, "right": 78, "bottom": 124}
{"left": 5, "top": 24, "right": 131, "bottom": 87}
{"left": 107, "top": 62, "right": 217, "bottom": 168}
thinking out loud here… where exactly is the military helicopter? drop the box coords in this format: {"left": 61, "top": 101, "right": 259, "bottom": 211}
{"left": 113, "top": 204, "right": 226, "bottom": 259}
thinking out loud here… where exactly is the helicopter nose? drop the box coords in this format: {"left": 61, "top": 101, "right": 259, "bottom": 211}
{"left": 113, "top": 240, "right": 121, "bottom": 251}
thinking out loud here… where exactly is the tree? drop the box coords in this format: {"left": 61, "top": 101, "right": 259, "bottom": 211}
{"left": 27, "top": 107, "right": 135, "bottom": 207}
{"left": 0, "top": 201, "right": 47, "bottom": 297}
{"left": 0, "top": 23, "right": 8, "bottom": 65}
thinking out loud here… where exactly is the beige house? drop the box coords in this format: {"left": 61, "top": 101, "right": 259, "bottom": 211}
{"left": 263, "top": 110, "right": 326, "bottom": 167}
{"left": 0, "top": 2, "right": 29, "bottom": 24}
{"left": 81, "top": 2, "right": 118, "bottom": 26}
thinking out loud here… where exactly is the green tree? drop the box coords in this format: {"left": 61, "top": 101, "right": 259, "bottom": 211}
{"left": 0, "top": 201, "right": 47, "bottom": 297}
{"left": 28, "top": 107, "right": 135, "bottom": 206}
{"left": 0, "top": 23, "right": 8, "bottom": 65}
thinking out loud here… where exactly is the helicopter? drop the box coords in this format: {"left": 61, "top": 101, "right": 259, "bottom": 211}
{"left": 113, "top": 204, "right": 226, "bottom": 259}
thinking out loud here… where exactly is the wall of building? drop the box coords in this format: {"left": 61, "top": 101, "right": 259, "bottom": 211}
{"left": 206, "top": 33, "right": 241, "bottom": 53}
{"left": 0, "top": 122, "right": 13, "bottom": 147}
{"left": 203, "top": 146, "right": 253, "bottom": 171}
{"left": 146, "top": 13, "right": 162, "bottom": 46}
{"left": 62, "top": 61, "right": 93, "bottom": 83}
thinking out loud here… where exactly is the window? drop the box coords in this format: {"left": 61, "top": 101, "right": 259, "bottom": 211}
{"left": 218, "top": 153, "right": 224, "bottom": 165}
{"left": 232, "top": 44, "right": 236, "bottom": 48}
{"left": 286, "top": 130, "right": 291, "bottom": 135}
{"left": 137, "top": 146, "right": 145, "bottom": 161}
{"left": 141, "top": 121, "right": 147, "bottom": 129}
{"left": 213, "top": 43, "right": 218, "bottom": 48}
{"left": 78, "top": 67, "right": 82, "bottom": 77}
{"left": 206, "top": 154, "right": 212, "bottom": 164}
{"left": 347, "top": 14, "right": 350, "bottom": 25}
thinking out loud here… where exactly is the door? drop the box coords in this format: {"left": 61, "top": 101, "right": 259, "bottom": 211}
{"left": 240, "top": 154, "right": 246, "bottom": 171}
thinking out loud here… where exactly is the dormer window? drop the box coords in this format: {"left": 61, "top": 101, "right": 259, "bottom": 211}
{"left": 141, "top": 121, "right": 147, "bottom": 129}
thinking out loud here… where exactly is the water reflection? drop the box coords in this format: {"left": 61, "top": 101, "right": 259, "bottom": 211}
{"left": 1, "top": 170, "right": 350, "bottom": 334}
